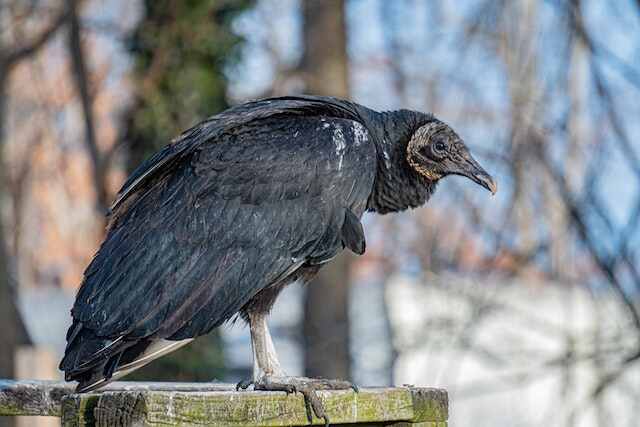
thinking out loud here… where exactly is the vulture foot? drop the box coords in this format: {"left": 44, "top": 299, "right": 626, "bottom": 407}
{"left": 235, "top": 378, "right": 255, "bottom": 391}
{"left": 238, "top": 375, "right": 358, "bottom": 426}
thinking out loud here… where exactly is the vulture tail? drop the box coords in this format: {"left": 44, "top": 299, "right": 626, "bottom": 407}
{"left": 61, "top": 325, "right": 193, "bottom": 392}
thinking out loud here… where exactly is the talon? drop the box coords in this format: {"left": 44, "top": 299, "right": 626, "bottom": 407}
{"left": 305, "top": 389, "right": 327, "bottom": 425}
{"left": 302, "top": 392, "right": 313, "bottom": 423}
{"left": 236, "top": 379, "right": 253, "bottom": 391}
{"left": 250, "top": 376, "right": 351, "bottom": 425}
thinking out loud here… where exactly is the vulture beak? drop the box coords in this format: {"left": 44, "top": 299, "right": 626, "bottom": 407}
{"left": 457, "top": 153, "right": 498, "bottom": 195}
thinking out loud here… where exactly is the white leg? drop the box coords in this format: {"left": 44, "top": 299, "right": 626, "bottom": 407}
{"left": 249, "top": 312, "right": 285, "bottom": 380}
{"left": 242, "top": 316, "right": 357, "bottom": 426}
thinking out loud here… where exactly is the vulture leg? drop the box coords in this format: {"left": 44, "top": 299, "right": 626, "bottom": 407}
{"left": 249, "top": 311, "right": 285, "bottom": 379}
{"left": 236, "top": 311, "right": 357, "bottom": 426}
{"left": 235, "top": 310, "right": 285, "bottom": 390}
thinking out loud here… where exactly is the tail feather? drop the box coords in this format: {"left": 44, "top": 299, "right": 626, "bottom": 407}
{"left": 59, "top": 326, "right": 121, "bottom": 378}
{"left": 61, "top": 324, "right": 194, "bottom": 392}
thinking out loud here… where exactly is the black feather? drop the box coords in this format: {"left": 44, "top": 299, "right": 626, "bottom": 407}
{"left": 61, "top": 95, "right": 441, "bottom": 386}
{"left": 341, "top": 208, "right": 366, "bottom": 255}
{"left": 62, "top": 96, "right": 380, "bottom": 381}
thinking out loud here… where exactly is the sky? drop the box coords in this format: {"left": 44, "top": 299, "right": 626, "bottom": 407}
{"left": 161, "top": 0, "right": 638, "bottom": 310}
{"left": 12, "top": 0, "right": 637, "bottom": 291}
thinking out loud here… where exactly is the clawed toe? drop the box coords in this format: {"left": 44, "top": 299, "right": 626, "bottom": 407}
{"left": 235, "top": 378, "right": 254, "bottom": 391}
{"left": 296, "top": 385, "right": 329, "bottom": 426}
{"left": 250, "top": 376, "right": 357, "bottom": 425}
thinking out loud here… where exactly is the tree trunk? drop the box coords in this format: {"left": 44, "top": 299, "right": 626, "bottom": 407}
{"left": 0, "top": 7, "right": 67, "bottom": 424}
{"left": 300, "top": 0, "right": 350, "bottom": 97}
{"left": 0, "top": 68, "right": 31, "bottom": 427}
{"left": 67, "top": 0, "right": 108, "bottom": 218}
{"left": 300, "top": 0, "right": 352, "bottom": 380}
{"left": 0, "top": 71, "right": 13, "bottom": 427}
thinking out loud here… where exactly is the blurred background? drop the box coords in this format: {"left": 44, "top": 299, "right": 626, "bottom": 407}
{"left": 1, "top": 0, "right": 639, "bottom": 426}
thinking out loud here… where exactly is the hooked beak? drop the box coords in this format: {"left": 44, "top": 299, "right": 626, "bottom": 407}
{"left": 457, "top": 154, "right": 498, "bottom": 195}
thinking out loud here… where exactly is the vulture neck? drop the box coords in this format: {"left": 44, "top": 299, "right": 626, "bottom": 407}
{"left": 365, "top": 110, "right": 438, "bottom": 214}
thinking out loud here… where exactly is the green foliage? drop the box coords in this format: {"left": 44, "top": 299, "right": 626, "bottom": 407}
{"left": 123, "top": 0, "right": 254, "bottom": 381}
{"left": 124, "top": 0, "right": 253, "bottom": 169}
{"left": 127, "top": 335, "right": 225, "bottom": 382}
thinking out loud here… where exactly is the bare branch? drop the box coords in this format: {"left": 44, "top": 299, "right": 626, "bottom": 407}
{"left": 539, "top": 149, "right": 640, "bottom": 332}
{"left": 66, "top": 0, "right": 108, "bottom": 216}
{"left": 3, "top": 6, "right": 69, "bottom": 70}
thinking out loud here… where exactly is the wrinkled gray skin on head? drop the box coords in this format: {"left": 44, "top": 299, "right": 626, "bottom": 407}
{"left": 406, "top": 121, "right": 497, "bottom": 194}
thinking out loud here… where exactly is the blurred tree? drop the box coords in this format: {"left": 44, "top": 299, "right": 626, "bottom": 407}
{"left": 0, "top": 4, "right": 68, "bottom": 426}
{"left": 66, "top": 0, "right": 111, "bottom": 217}
{"left": 300, "top": 0, "right": 352, "bottom": 381}
{"left": 123, "top": 0, "right": 253, "bottom": 169}
{"left": 365, "top": 1, "right": 640, "bottom": 417}
{"left": 121, "top": 0, "right": 253, "bottom": 382}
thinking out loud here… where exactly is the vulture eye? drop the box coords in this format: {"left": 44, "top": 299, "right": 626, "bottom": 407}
{"left": 434, "top": 141, "right": 446, "bottom": 152}
{"left": 429, "top": 137, "right": 447, "bottom": 158}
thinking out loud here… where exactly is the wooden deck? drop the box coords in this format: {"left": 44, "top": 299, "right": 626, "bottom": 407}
{"left": 0, "top": 380, "right": 448, "bottom": 426}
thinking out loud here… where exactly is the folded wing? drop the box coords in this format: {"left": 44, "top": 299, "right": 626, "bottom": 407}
{"left": 61, "top": 99, "right": 376, "bottom": 389}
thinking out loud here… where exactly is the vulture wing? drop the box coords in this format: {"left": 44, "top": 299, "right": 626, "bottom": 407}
{"left": 61, "top": 97, "right": 377, "bottom": 389}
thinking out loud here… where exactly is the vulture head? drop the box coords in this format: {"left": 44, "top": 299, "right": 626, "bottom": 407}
{"left": 406, "top": 121, "right": 497, "bottom": 194}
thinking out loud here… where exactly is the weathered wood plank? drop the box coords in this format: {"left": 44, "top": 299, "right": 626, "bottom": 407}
{"left": 0, "top": 380, "right": 73, "bottom": 416}
{"left": 0, "top": 380, "right": 250, "bottom": 417}
{"left": 60, "top": 386, "right": 447, "bottom": 426}
{"left": 388, "top": 423, "right": 448, "bottom": 427}
{"left": 406, "top": 387, "right": 448, "bottom": 423}
{"left": 1, "top": 381, "right": 448, "bottom": 425}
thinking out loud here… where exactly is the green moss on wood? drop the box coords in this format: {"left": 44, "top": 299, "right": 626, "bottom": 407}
{"left": 389, "top": 423, "right": 448, "bottom": 427}
{"left": 0, "top": 380, "right": 75, "bottom": 416}
{"left": 144, "top": 388, "right": 414, "bottom": 426}
{"left": 61, "top": 394, "right": 100, "bottom": 426}
{"left": 407, "top": 387, "right": 448, "bottom": 422}
{"left": 60, "top": 386, "right": 448, "bottom": 426}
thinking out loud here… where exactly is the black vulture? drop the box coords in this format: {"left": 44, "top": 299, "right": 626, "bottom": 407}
{"left": 60, "top": 95, "right": 496, "bottom": 423}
